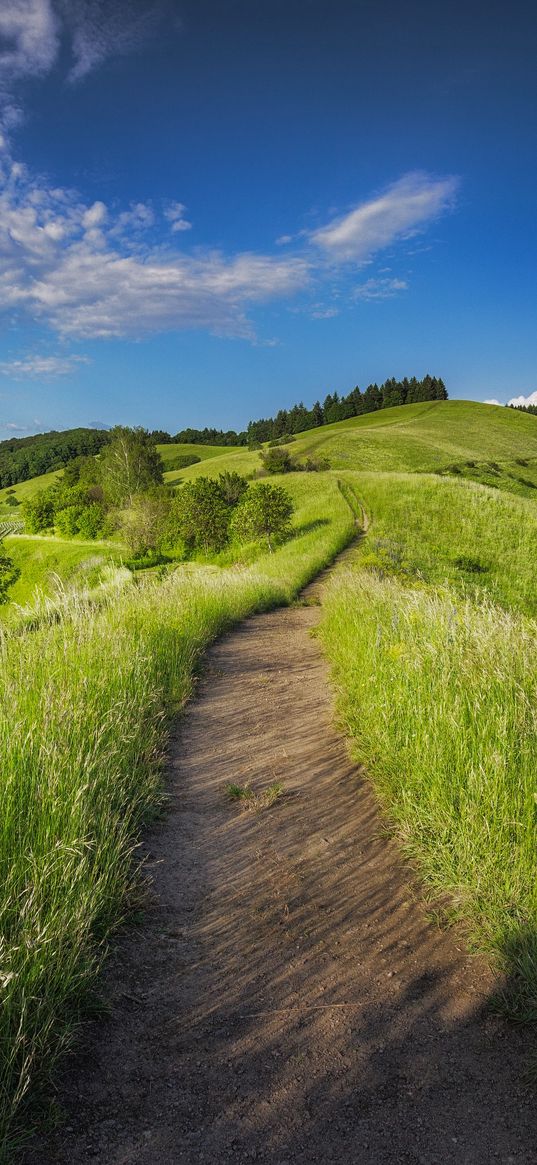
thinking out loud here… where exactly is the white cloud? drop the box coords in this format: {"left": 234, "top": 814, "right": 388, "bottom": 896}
{"left": 0, "top": 0, "right": 166, "bottom": 111}
{"left": 0, "top": 157, "right": 459, "bottom": 342}
{"left": 0, "top": 353, "right": 89, "bottom": 378}
{"left": 354, "top": 276, "right": 408, "bottom": 300}
{"left": 0, "top": 1, "right": 59, "bottom": 84}
{"left": 164, "top": 201, "right": 192, "bottom": 233}
{"left": 484, "top": 398, "right": 502, "bottom": 406}
{"left": 310, "top": 172, "right": 459, "bottom": 263}
{"left": 0, "top": 157, "right": 310, "bottom": 339}
{"left": 506, "top": 391, "right": 537, "bottom": 408}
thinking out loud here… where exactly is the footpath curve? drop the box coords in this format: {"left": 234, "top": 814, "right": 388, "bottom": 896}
{"left": 24, "top": 547, "right": 536, "bottom": 1164}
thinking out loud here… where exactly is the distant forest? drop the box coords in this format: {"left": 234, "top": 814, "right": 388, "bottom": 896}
{"left": 1, "top": 374, "right": 447, "bottom": 487}
{"left": 0, "top": 428, "right": 111, "bottom": 489}
{"left": 170, "top": 374, "right": 448, "bottom": 447}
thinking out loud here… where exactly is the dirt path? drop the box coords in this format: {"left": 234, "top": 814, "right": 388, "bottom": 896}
{"left": 25, "top": 584, "right": 536, "bottom": 1164}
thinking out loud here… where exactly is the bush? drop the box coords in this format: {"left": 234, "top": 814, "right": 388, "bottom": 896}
{"left": 217, "top": 471, "right": 249, "bottom": 506}
{"left": 231, "top": 483, "right": 294, "bottom": 551}
{"left": 77, "top": 503, "right": 106, "bottom": 540}
{"left": 171, "top": 478, "right": 231, "bottom": 553}
{"left": 55, "top": 505, "right": 86, "bottom": 537}
{"left": 165, "top": 453, "right": 202, "bottom": 470}
{"left": 260, "top": 447, "right": 294, "bottom": 474}
{"left": 22, "top": 493, "right": 55, "bottom": 533}
{"left": 268, "top": 435, "right": 296, "bottom": 447}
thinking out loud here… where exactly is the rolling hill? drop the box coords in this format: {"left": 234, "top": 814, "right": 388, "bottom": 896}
{"left": 179, "top": 400, "right": 537, "bottom": 480}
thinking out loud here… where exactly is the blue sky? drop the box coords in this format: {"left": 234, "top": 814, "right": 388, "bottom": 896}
{"left": 0, "top": 0, "right": 536, "bottom": 434}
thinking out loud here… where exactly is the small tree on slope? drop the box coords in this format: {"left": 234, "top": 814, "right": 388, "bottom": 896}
{"left": 231, "top": 483, "right": 294, "bottom": 552}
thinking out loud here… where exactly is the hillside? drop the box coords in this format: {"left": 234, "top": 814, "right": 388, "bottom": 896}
{"left": 179, "top": 400, "right": 537, "bottom": 480}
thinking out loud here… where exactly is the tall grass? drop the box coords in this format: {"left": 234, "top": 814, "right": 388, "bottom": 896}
{"left": 345, "top": 471, "right": 537, "bottom": 615}
{"left": 0, "top": 476, "right": 355, "bottom": 1155}
{"left": 320, "top": 569, "right": 537, "bottom": 1017}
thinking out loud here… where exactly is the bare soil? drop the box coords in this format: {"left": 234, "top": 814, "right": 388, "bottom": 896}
{"left": 24, "top": 585, "right": 536, "bottom": 1164}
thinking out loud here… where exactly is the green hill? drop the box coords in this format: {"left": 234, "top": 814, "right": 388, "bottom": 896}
{"left": 179, "top": 400, "right": 537, "bottom": 481}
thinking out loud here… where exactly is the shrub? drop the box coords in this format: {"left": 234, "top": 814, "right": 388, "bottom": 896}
{"left": 22, "top": 492, "right": 55, "bottom": 533}
{"left": 165, "top": 453, "right": 201, "bottom": 470}
{"left": 260, "top": 447, "right": 294, "bottom": 474}
{"left": 231, "top": 483, "right": 294, "bottom": 551}
{"left": 172, "top": 478, "right": 231, "bottom": 552}
{"left": 217, "top": 471, "right": 249, "bottom": 507}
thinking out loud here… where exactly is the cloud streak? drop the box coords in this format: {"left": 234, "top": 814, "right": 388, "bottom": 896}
{"left": 310, "top": 172, "right": 458, "bottom": 262}
{"left": 0, "top": 353, "right": 89, "bottom": 378}
{"left": 0, "top": 152, "right": 458, "bottom": 341}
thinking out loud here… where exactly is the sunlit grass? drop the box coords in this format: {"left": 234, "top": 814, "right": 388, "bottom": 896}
{"left": 320, "top": 553, "right": 537, "bottom": 1017}
{"left": 0, "top": 472, "right": 355, "bottom": 1156}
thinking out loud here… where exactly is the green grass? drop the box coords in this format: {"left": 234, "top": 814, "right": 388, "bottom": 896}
{"left": 343, "top": 471, "right": 537, "bottom": 615}
{"left": 0, "top": 473, "right": 355, "bottom": 1157}
{"left": 176, "top": 401, "right": 537, "bottom": 486}
{"left": 320, "top": 570, "right": 537, "bottom": 1018}
{"left": 0, "top": 470, "right": 62, "bottom": 508}
{"left": 3, "top": 535, "right": 122, "bottom": 614}
{"left": 290, "top": 400, "right": 537, "bottom": 472}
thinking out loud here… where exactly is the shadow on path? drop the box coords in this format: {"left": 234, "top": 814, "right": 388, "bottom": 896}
{"left": 23, "top": 601, "right": 537, "bottom": 1164}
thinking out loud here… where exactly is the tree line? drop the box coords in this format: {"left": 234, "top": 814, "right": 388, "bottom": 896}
{"left": 2, "top": 372, "right": 447, "bottom": 489}
{"left": 246, "top": 374, "right": 447, "bottom": 445}
{"left": 508, "top": 403, "right": 537, "bottom": 417}
{"left": 0, "top": 428, "right": 111, "bottom": 489}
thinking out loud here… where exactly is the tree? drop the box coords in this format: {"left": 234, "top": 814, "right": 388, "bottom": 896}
{"left": 260, "top": 447, "right": 294, "bottom": 474}
{"left": 231, "top": 483, "right": 294, "bottom": 552}
{"left": 22, "top": 492, "right": 55, "bottom": 532}
{"left": 0, "top": 543, "right": 20, "bottom": 603}
{"left": 217, "top": 471, "right": 249, "bottom": 506}
{"left": 99, "top": 427, "right": 164, "bottom": 507}
{"left": 172, "top": 478, "right": 231, "bottom": 553}
{"left": 120, "top": 491, "right": 171, "bottom": 557}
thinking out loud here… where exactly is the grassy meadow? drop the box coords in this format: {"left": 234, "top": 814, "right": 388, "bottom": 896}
{"left": 2, "top": 398, "right": 537, "bottom": 1151}
{"left": 0, "top": 472, "right": 354, "bottom": 1156}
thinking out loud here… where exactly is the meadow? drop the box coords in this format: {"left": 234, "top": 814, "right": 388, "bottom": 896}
{"left": 0, "top": 472, "right": 354, "bottom": 1157}
{"left": 3, "top": 400, "right": 537, "bottom": 1152}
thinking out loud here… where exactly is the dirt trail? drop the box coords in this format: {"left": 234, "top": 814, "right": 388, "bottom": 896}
{"left": 25, "top": 573, "right": 536, "bottom": 1164}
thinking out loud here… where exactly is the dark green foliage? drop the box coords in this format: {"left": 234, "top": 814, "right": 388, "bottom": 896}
{"left": 454, "top": 555, "right": 489, "bottom": 574}
{"left": 299, "top": 457, "right": 330, "bottom": 472}
{"left": 217, "top": 472, "right": 249, "bottom": 506}
{"left": 22, "top": 492, "right": 56, "bottom": 532}
{"left": 171, "top": 478, "right": 231, "bottom": 552}
{"left": 246, "top": 375, "right": 447, "bottom": 443}
{"left": 4, "top": 494, "right": 19, "bottom": 507}
{"left": 0, "top": 428, "right": 110, "bottom": 489}
{"left": 268, "top": 435, "right": 296, "bottom": 447}
{"left": 231, "top": 483, "right": 294, "bottom": 551}
{"left": 165, "top": 453, "right": 202, "bottom": 470}
{"left": 260, "top": 447, "right": 294, "bottom": 474}
{"left": 0, "top": 544, "right": 20, "bottom": 603}
{"left": 172, "top": 426, "right": 247, "bottom": 446}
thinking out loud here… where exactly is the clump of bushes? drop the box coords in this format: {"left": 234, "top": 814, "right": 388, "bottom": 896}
{"left": 164, "top": 453, "right": 201, "bottom": 470}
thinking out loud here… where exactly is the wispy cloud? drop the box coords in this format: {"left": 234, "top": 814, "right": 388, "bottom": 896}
{"left": 0, "top": 153, "right": 458, "bottom": 341}
{"left": 0, "top": 0, "right": 167, "bottom": 106}
{"left": 0, "top": 1, "right": 59, "bottom": 86}
{"left": 59, "top": 0, "right": 164, "bottom": 83}
{"left": 353, "top": 276, "right": 408, "bottom": 301}
{"left": 164, "top": 201, "right": 192, "bottom": 233}
{"left": 310, "top": 172, "right": 459, "bottom": 263}
{"left": 507, "top": 391, "right": 537, "bottom": 408}
{"left": 0, "top": 353, "right": 90, "bottom": 378}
